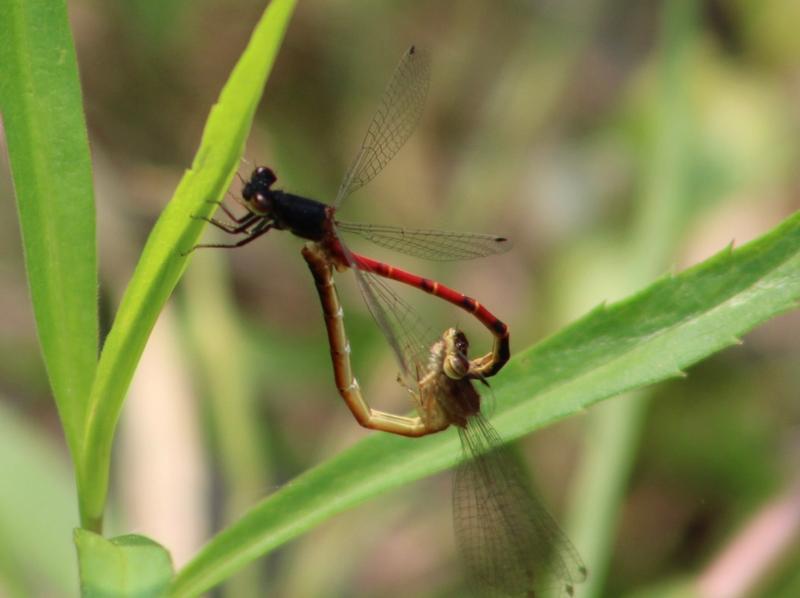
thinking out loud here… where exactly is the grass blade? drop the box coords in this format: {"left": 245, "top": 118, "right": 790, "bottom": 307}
{"left": 0, "top": 0, "right": 97, "bottom": 455}
{"left": 77, "top": 0, "right": 298, "bottom": 531}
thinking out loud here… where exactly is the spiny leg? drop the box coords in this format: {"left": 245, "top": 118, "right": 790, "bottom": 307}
{"left": 194, "top": 211, "right": 259, "bottom": 234}
{"left": 207, "top": 187, "right": 252, "bottom": 217}
{"left": 188, "top": 220, "right": 273, "bottom": 253}
{"left": 202, "top": 197, "right": 241, "bottom": 222}
{"left": 219, "top": 192, "right": 245, "bottom": 221}
{"left": 197, "top": 195, "right": 258, "bottom": 228}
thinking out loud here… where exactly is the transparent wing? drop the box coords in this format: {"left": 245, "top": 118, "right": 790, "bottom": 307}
{"left": 453, "top": 414, "right": 587, "bottom": 597}
{"left": 353, "top": 267, "right": 438, "bottom": 389}
{"left": 335, "top": 239, "right": 436, "bottom": 389}
{"left": 336, "top": 221, "right": 511, "bottom": 261}
{"left": 334, "top": 46, "right": 431, "bottom": 207}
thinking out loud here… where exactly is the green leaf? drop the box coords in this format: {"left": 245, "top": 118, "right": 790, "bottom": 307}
{"left": 76, "top": 0, "right": 298, "bottom": 531}
{"left": 0, "top": 0, "right": 97, "bottom": 455}
{"left": 75, "top": 530, "right": 173, "bottom": 597}
{"left": 0, "top": 402, "right": 79, "bottom": 595}
{"left": 171, "top": 210, "right": 800, "bottom": 596}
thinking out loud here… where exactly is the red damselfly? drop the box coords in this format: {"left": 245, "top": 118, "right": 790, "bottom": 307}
{"left": 194, "top": 46, "right": 512, "bottom": 432}
{"left": 303, "top": 246, "right": 587, "bottom": 596}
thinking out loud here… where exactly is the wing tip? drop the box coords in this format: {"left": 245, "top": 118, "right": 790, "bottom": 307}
{"left": 493, "top": 236, "right": 514, "bottom": 254}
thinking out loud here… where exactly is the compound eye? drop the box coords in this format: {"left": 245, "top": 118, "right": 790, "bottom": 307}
{"left": 454, "top": 332, "right": 469, "bottom": 355}
{"left": 255, "top": 166, "right": 277, "bottom": 187}
{"left": 252, "top": 192, "right": 271, "bottom": 213}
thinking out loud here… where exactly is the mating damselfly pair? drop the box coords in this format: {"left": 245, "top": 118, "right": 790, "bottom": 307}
{"left": 190, "top": 45, "right": 586, "bottom": 596}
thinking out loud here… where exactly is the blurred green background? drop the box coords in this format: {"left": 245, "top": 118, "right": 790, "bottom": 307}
{"left": 2, "top": 0, "right": 800, "bottom": 596}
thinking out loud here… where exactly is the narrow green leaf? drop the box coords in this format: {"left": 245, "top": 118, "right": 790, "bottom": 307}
{"left": 75, "top": 530, "right": 173, "bottom": 597}
{"left": 0, "top": 0, "right": 97, "bottom": 454}
{"left": 77, "top": 0, "right": 298, "bottom": 531}
{"left": 171, "top": 211, "right": 800, "bottom": 596}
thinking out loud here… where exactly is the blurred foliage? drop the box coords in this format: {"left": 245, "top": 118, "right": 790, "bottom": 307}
{"left": 2, "top": 0, "right": 800, "bottom": 596}
{"left": 74, "top": 531, "right": 173, "bottom": 596}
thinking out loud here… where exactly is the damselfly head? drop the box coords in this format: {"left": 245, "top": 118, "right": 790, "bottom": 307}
{"left": 443, "top": 328, "right": 470, "bottom": 358}
{"left": 241, "top": 166, "right": 277, "bottom": 215}
{"left": 442, "top": 328, "right": 471, "bottom": 380}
